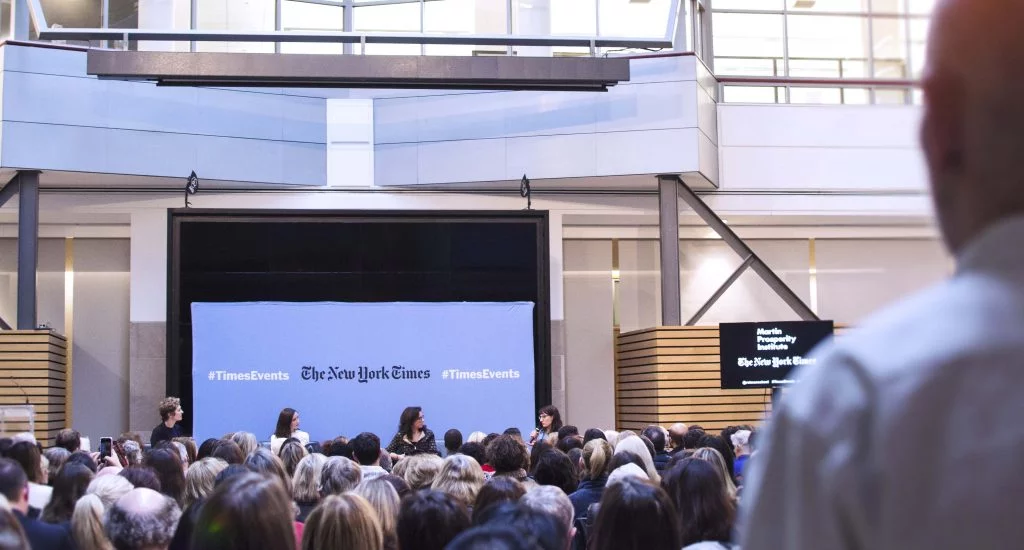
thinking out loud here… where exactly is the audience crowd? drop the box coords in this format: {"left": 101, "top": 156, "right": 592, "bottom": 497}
{"left": 0, "top": 403, "right": 756, "bottom": 550}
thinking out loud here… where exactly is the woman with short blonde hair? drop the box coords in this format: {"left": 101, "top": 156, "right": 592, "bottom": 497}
{"left": 229, "top": 432, "right": 259, "bottom": 458}
{"left": 402, "top": 454, "right": 444, "bottom": 491}
{"left": 293, "top": 453, "right": 328, "bottom": 522}
{"left": 353, "top": 478, "right": 401, "bottom": 550}
{"left": 430, "top": 454, "right": 484, "bottom": 509}
{"left": 302, "top": 493, "right": 383, "bottom": 550}
{"left": 185, "top": 458, "right": 229, "bottom": 509}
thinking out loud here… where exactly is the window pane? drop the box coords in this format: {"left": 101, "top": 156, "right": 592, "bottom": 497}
{"left": 424, "top": 0, "right": 507, "bottom": 56}
{"left": 0, "top": 1, "right": 10, "bottom": 42}
{"left": 789, "top": 0, "right": 869, "bottom": 12}
{"left": 597, "top": 0, "right": 672, "bottom": 38}
{"left": 789, "top": 87, "right": 843, "bottom": 104}
{"left": 842, "top": 88, "right": 871, "bottom": 104}
{"left": 354, "top": 3, "right": 421, "bottom": 55}
{"left": 197, "top": 0, "right": 274, "bottom": 53}
{"left": 909, "top": 18, "right": 930, "bottom": 77}
{"left": 41, "top": 0, "right": 102, "bottom": 47}
{"left": 872, "top": 16, "right": 908, "bottom": 77}
{"left": 787, "top": 15, "right": 869, "bottom": 77}
{"left": 723, "top": 86, "right": 784, "bottom": 104}
{"left": 712, "top": 13, "right": 784, "bottom": 59}
{"left": 108, "top": 0, "right": 139, "bottom": 50}
{"left": 874, "top": 88, "right": 909, "bottom": 104}
{"left": 904, "top": 0, "right": 936, "bottom": 15}
{"left": 715, "top": 57, "right": 781, "bottom": 77}
{"left": 552, "top": 0, "right": 597, "bottom": 35}
{"left": 281, "top": 1, "right": 344, "bottom": 55}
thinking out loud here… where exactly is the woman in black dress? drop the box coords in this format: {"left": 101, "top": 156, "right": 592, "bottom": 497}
{"left": 386, "top": 406, "right": 439, "bottom": 461}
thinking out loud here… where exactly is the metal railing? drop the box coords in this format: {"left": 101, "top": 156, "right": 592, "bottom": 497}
{"left": 718, "top": 75, "right": 920, "bottom": 105}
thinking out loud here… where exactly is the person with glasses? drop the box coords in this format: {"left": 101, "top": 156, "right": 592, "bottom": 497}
{"left": 529, "top": 406, "right": 563, "bottom": 447}
{"left": 387, "top": 406, "right": 439, "bottom": 461}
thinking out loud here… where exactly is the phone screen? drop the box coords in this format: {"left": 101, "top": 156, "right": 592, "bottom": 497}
{"left": 99, "top": 437, "right": 112, "bottom": 459}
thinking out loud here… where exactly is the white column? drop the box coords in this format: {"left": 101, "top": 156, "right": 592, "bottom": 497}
{"left": 130, "top": 210, "right": 168, "bottom": 323}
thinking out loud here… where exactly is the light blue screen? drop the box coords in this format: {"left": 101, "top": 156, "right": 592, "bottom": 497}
{"left": 191, "top": 302, "right": 536, "bottom": 445}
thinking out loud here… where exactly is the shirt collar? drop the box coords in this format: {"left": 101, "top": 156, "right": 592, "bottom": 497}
{"left": 956, "top": 215, "right": 1024, "bottom": 275}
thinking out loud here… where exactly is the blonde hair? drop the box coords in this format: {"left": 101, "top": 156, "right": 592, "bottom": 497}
{"left": 230, "top": 432, "right": 259, "bottom": 458}
{"left": 302, "top": 493, "right": 383, "bottom": 550}
{"left": 430, "top": 455, "right": 484, "bottom": 508}
{"left": 614, "top": 435, "right": 660, "bottom": 483}
{"left": 293, "top": 453, "right": 328, "bottom": 504}
{"left": 353, "top": 478, "right": 400, "bottom": 549}
{"left": 184, "top": 458, "right": 228, "bottom": 509}
{"left": 72, "top": 493, "right": 114, "bottom": 550}
{"left": 466, "top": 432, "right": 487, "bottom": 444}
{"left": 85, "top": 475, "right": 134, "bottom": 511}
{"left": 279, "top": 441, "right": 308, "bottom": 478}
{"left": 402, "top": 455, "right": 444, "bottom": 491}
{"left": 693, "top": 447, "right": 738, "bottom": 501}
{"left": 582, "top": 439, "right": 613, "bottom": 480}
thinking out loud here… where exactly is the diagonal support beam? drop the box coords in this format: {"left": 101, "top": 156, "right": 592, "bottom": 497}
{"left": 664, "top": 175, "right": 820, "bottom": 322}
{"left": 0, "top": 178, "right": 18, "bottom": 208}
{"left": 687, "top": 254, "right": 755, "bottom": 326}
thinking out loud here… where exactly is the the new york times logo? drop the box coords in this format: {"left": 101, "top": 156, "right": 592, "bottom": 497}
{"left": 302, "top": 365, "right": 431, "bottom": 384}
{"left": 207, "top": 370, "right": 289, "bottom": 382}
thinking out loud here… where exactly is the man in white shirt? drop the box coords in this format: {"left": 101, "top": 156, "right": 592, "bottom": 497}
{"left": 350, "top": 432, "right": 388, "bottom": 481}
{"left": 740, "top": 1, "right": 1024, "bottom": 549}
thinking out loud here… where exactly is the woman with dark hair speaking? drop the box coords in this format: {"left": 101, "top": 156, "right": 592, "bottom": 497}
{"left": 386, "top": 407, "right": 439, "bottom": 461}
{"left": 271, "top": 407, "right": 310, "bottom": 455}
{"left": 528, "top": 406, "right": 563, "bottom": 447}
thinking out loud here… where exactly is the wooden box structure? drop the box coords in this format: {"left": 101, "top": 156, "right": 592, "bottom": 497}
{"left": 0, "top": 330, "right": 68, "bottom": 446}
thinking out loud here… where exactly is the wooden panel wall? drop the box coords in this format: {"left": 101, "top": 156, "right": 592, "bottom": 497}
{"left": 0, "top": 331, "right": 68, "bottom": 446}
{"left": 616, "top": 326, "right": 773, "bottom": 432}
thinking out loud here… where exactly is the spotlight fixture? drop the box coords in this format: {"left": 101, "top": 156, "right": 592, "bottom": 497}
{"left": 185, "top": 170, "right": 199, "bottom": 208}
{"left": 520, "top": 174, "right": 532, "bottom": 210}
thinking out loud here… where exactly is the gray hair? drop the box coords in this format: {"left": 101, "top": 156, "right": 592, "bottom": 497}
{"left": 121, "top": 441, "right": 143, "bottom": 466}
{"left": 730, "top": 430, "right": 751, "bottom": 451}
{"left": 520, "top": 485, "right": 574, "bottom": 533}
{"left": 44, "top": 447, "right": 71, "bottom": 482}
{"left": 292, "top": 453, "right": 328, "bottom": 504}
{"left": 104, "top": 490, "right": 181, "bottom": 550}
{"left": 319, "top": 456, "right": 362, "bottom": 497}
{"left": 87, "top": 475, "right": 135, "bottom": 511}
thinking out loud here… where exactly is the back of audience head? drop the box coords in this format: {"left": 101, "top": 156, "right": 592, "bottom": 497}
{"left": 44, "top": 447, "right": 71, "bottom": 481}
{"left": 445, "top": 429, "right": 464, "bottom": 454}
{"left": 606, "top": 451, "right": 645, "bottom": 478}
{"left": 228, "top": 432, "right": 258, "bottom": 458}
{"left": 72, "top": 492, "right": 112, "bottom": 550}
{"left": 691, "top": 447, "right": 737, "bottom": 500}
{"left": 196, "top": 438, "right": 219, "bottom": 461}
{"left": 105, "top": 488, "right": 181, "bottom": 550}
{"left": 582, "top": 439, "right": 613, "bottom": 481}
{"left": 173, "top": 437, "right": 198, "bottom": 466}
{"left": 292, "top": 453, "right": 328, "bottom": 505}
{"left": 5, "top": 442, "right": 43, "bottom": 485}
{"left": 567, "top": 448, "right": 584, "bottom": 479}
{"left": 466, "top": 431, "right": 487, "bottom": 444}
{"left": 245, "top": 447, "right": 293, "bottom": 497}
{"left": 0, "top": 458, "right": 28, "bottom": 510}
{"left": 277, "top": 440, "right": 307, "bottom": 478}
{"left": 446, "top": 525, "right": 532, "bottom": 550}
{"left": 350, "top": 432, "right": 382, "bottom": 467}
{"left": 0, "top": 501, "right": 30, "bottom": 550}
{"left": 184, "top": 457, "right": 227, "bottom": 509}
{"left": 481, "top": 433, "right": 501, "bottom": 450}
{"left": 397, "top": 489, "right": 470, "bottom": 550}
{"left": 430, "top": 454, "right": 484, "bottom": 508}
{"left": 519, "top": 485, "right": 575, "bottom": 544}
{"left": 531, "top": 449, "right": 578, "bottom": 495}
{"left": 67, "top": 450, "right": 99, "bottom": 474}
{"left": 144, "top": 447, "right": 185, "bottom": 506}
{"left": 43, "top": 462, "right": 94, "bottom": 524}
{"left": 121, "top": 441, "right": 144, "bottom": 467}
{"left": 119, "top": 466, "right": 161, "bottom": 493}
{"left": 320, "top": 456, "right": 362, "bottom": 497}
{"left": 192, "top": 472, "right": 295, "bottom": 550}
{"left": 643, "top": 426, "right": 667, "bottom": 454}
{"left": 730, "top": 430, "right": 752, "bottom": 456}
{"left": 209, "top": 440, "right": 245, "bottom": 465}
{"left": 718, "top": 426, "right": 740, "bottom": 454}
{"left": 473, "top": 501, "right": 568, "bottom": 550}
{"left": 86, "top": 474, "right": 134, "bottom": 511}
{"left": 403, "top": 454, "right": 444, "bottom": 491}
{"left": 472, "top": 477, "right": 526, "bottom": 525}
{"left": 661, "top": 458, "right": 735, "bottom": 547}
{"left": 302, "top": 493, "right": 383, "bottom": 550}
{"left": 556, "top": 436, "right": 583, "bottom": 455}
{"left": 555, "top": 426, "right": 578, "bottom": 441}
{"left": 529, "top": 440, "right": 552, "bottom": 472}
{"left": 456, "top": 442, "right": 487, "bottom": 467}
{"left": 606, "top": 463, "right": 648, "bottom": 488}
{"left": 590, "top": 477, "right": 681, "bottom": 550}
{"left": 354, "top": 477, "right": 401, "bottom": 550}
{"left": 56, "top": 429, "right": 82, "bottom": 453}
{"left": 695, "top": 435, "right": 735, "bottom": 481}
{"left": 613, "top": 436, "right": 660, "bottom": 482}
{"left": 583, "top": 428, "right": 606, "bottom": 444}
{"left": 214, "top": 464, "right": 249, "bottom": 488}
{"left": 488, "top": 435, "right": 528, "bottom": 476}
{"left": 681, "top": 426, "right": 705, "bottom": 450}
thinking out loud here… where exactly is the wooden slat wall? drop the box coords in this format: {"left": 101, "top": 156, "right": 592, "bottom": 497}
{"left": 616, "top": 325, "right": 847, "bottom": 432}
{"left": 0, "top": 331, "right": 68, "bottom": 447}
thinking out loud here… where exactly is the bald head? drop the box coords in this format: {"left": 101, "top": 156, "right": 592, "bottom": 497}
{"left": 668, "top": 423, "right": 687, "bottom": 449}
{"left": 922, "top": 0, "right": 1024, "bottom": 253}
{"left": 105, "top": 488, "right": 181, "bottom": 550}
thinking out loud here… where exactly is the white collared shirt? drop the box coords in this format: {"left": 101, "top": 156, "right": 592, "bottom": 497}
{"left": 740, "top": 215, "right": 1024, "bottom": 550}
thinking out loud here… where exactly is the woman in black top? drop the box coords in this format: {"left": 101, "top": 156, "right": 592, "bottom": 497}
{"left": 386, "top": 406, "right": 439, "bottom": 460}
{"left": 151, "top": 396, "right": 184, "bottom": 447}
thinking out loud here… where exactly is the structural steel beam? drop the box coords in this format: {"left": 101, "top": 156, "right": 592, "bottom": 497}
{"left": 686, "top": 255, "right": 754, "bottom": 326}
{"left": 664, "top": 175, "right": 819, "bottom": 322}
{"left": 658, "top": 175, "right": 682, "bottom": 326}
{"left": 16, "top": 171, "right": 40, "bottom": 330}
